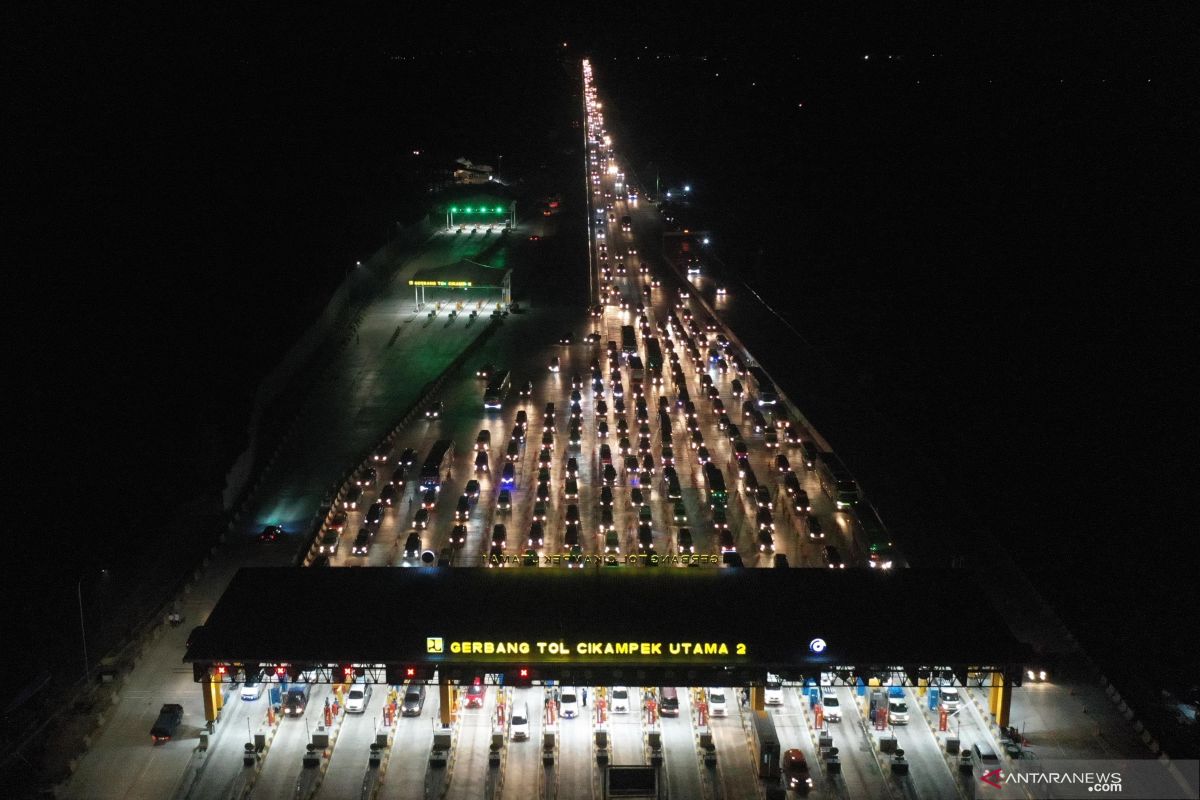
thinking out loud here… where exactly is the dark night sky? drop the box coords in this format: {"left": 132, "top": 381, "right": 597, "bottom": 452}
{"left": 5, "top": 2, "right": 1196, "bottom": 725}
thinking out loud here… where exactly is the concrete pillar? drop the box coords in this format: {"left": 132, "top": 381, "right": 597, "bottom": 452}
{"left": 749, "top": 686, "right": 764, "bottom": 712}
{"left": 996, "top": 675, "right": 1013, "bottom": 729}
{"left": 989, "top": 671, "right": 1003, "bottom": 719}
{"left": 202, "top": 676, "right": 221, "bottom": 722}
{"left": 439, "top": 679, "right": 452, "bottom": 726}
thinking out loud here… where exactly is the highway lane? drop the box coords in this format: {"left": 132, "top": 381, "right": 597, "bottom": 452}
{"left": 831, "top": 685, "right": 892, "bottom": 800}
{"left": 660, "top": 687, "right": 703, "bottom": 800}
{"left": 445, "top": 685, "right": 497, "bottom": 800}
{"left": 707, "top": 690, "right": 761, "bottom": 800}
{"left": 315, "top": 685, "right": 384, "bottom": 800}
{"left": 251, "top": 683, "right": 332, "bottom": 800}
{"left": 377, "top": 686, "right": 440, "bottom": 800}
{"left": 608, "top": 690, "right": 645, "bottom": 764}
{"left": 556, "top": 692, "right": 595, "bottom": 799}
{"left": 498, "top": 686, "right": 543, "bottom": 799}
{"left": 190, "top": 689, "right": 267, "bottom": 800}
{"left": 771, "top": 688, "right": 825, "bottom": 797}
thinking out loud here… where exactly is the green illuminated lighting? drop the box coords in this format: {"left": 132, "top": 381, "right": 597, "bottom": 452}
{"left": 465, "top": 206, "right": 473, "bottom": 213}
{"left": 495, "top": 206, "right": 503, "bottom": 213}
{"left": 450, "top": 206, "right": 458, "bottom": 212}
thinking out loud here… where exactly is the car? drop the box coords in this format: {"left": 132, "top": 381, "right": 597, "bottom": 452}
{"left": 783, "top": 749, "right": 813, "bottom": 793}
{"left": 476, "top": 363, "right": 495, "bottom": 379}
{"left": 475, "top": 430, "right": 491, "bottom": 451}
{"left": 820, "top": 690, "right": 841, "bottom": 721}
{"left": 425, "top": 401, "right": 442, "bottom": 419}
{"left": 257, "top": 525, "right": 284, "bottom": 543}
{"left": 399, "top": 448, "right": 417, "bottom": 468}
{"left": 604, "top": 530, "right": 621, "bottom": 553}
{"left": 356, "top": 467, "right": 377, "bottom": 488}
{"left": 345, "top": 683, "right": 373, "bottom": 713}
{"left": 150, "top": 703, "right": 184, "bottom": 743}
{"left": 751, "top": 487, "right": 772, "bottom": 511}
{"left": 465, "top": 683, "right": 486, "bottom": 708}
{"left": 404, "top": 532, "right": 422, "bottom": 559}
{"left": 474, "top": 450, "right": 489, "bottom": 472}
{"left": 567, "top": 543, "right": 585, "bottom": 567}
{"left": 491, "top": 524, "right": 508, "bottom": 549}
{"left": 520, "top": 380, "right": 534, "bottom": 398}
{"left": 806, "top": 515, "right": 825, "bottom": 540}
{"left": 637, "top": 523, "right": 653, "bottom": 550}
{"left": 373, "top": 443, "right": 391, "bottom": 463}
{"left": 602, "top": 464, "right": 617, "bottom": 484}
{"left": 318, "top": 529, "right": 340, "bottom": 555}
{"left": 455, "top": 495, "right": 471, "bottom": 520}
{"left": 774, "top": 454, "right": 790, "bottom": 473}
{"left": 422, "top": 489, "right": 438, "bottom": 509}
{"left": 352, "top": 528, "right": 371, "bottom": 555}
{"left": 718, "top": 530, "right": 735, "bottom": 553}
{"left": 888, "top": 697, "right": 910, "bottom": 724}
{"left": 533, "top": 503, "right": 548, "bottom": 523}
{"left": 757, "top": 529, "right": 775, "bottom": 552}
{"left": 599, "top": 506, "right": 615, "bottom": 532}
{"left": 559, "top": 332, "right": 575, "bottom": 345}
{"left": 364, "top": 503, "right": 383, "bottom": 527}
{"left": 548, "top": 356, "right": 560, "bottom": 373}
{"left": 611, "top": 687, "right": 631, "bottom": 714}
{"left": 560, "top": 689, "right": 580, "bottom": 719}
{"left": 566, "top": 505, "right": 581, "bottom": 525}
{"left": 696, "top": 445, "right": 711, "bottom": 465}
{"left": 824, "top": 545, "right": 844, "bottom": 568}
{"left": 490, "top": 487, "right": 509, "bottom": 511}
{"left": 448, "top": 524, "right": 467, "bottom": 547}
{"left": 240, "top": 678, "right": 265, "bottom": 700}
{"left": 707, "top": 688, "right": 727, "bottom": 716}
{"left": 501, "top": 462, "right": 516, "bottom": 486}
{"left": 564, "top": 522, "right": 581, "bottom": 548}
{"left": 401, "top": 684, "right": 426, "bottom": 716}
{"left": 672, "top": 501, "right": 687, "bottom": 523}
{"left": 764, "top": 429, "right": 779, "bottom": 449}
{"left": 413, "top": 508, "right": 429, "bottom": 529}
{"left": 528, "top": 521, "right": 545, "bottom": 548}
{"left": 389, "top": 465, "right": 407, "bottom": 486}
{"left": 379, "top": 484, "right": 397, "bottom": 507}
{"left": 638, "top": 505, "right": 652, "bottom": 524}
{"left": 535, "top": 482, "right": 550, "bottom": 502}
{"left": 938, "top": 685, "right": 961, "bottom": 712}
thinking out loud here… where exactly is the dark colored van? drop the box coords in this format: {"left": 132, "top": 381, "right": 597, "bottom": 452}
{"left": 660, "top": 687, "right": 680, "bottom": 717}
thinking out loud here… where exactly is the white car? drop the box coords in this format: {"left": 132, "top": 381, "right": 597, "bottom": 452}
{"left": 888, "top": 697, "right": 910, "bottom": 724}
{"left": 345, "top": 683, "right": 372, "bottom": 714}
{"left": 707, "top": 688, "right": 728, "bottom": 717}
{"left": 511, "top": 702, "right": 530, "bottom": 741}
{"left": 560, "top": 689, "right": 579, "bottom": 719}
{"left": 764, "top": 681, "right": 783, "bottom": 705}
{"left": 820, "top": 690, "right": 841, "bottom": 721}
{"left": 610, "top": 686, "right": 630, "bottom": 714}
{"left": 939, "top": 685, "right": 961, "bottom": 712}
{"left": 240, "top": 679, "right": 264, "bottom": 701}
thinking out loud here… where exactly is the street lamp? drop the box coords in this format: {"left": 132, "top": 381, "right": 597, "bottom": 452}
{"left": 77, "top": 569, "right": 109, "bottom": 684}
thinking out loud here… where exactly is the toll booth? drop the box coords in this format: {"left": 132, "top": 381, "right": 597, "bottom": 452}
{"left": 604, "top": 765, "right": 657, "bottom": 799}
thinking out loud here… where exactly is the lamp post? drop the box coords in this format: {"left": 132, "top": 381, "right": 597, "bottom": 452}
{"left": 77, "top": 569, "right": 108, "bottom": 684}
{"left": 76, "top": 577, "right": 89, "bottom": 684}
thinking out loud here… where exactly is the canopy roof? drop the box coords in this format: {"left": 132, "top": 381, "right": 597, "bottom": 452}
{"left": 408, "top": 259, "right": 511, "bottom": 289}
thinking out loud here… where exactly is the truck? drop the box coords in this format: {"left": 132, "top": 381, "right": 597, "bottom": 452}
{"left": 283, "top": 683, "right": 311, "bottom": 717}
{"left": 150, "top": 703, "right": 183, "bottom": 743}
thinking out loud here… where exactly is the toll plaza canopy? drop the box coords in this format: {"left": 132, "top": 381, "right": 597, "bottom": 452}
{"left": 185, "top": 568, "right": 1030, "bottom": 686}
{"left": 407, "top": 259, "right": 512, "bottom": 300}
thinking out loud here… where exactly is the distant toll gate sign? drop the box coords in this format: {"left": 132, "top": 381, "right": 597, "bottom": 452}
{"left": 428, "top": 637, "right": 749, "bottom": 659}
{"left": 408, "top": 280, "right": 473, "bottom": 287}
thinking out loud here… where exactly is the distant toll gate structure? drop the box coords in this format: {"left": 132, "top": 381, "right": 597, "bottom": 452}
{"left": 185, "top": 568, "right": 1030, "bottom": 725}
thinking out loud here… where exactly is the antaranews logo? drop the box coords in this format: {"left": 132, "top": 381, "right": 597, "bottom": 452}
{"left": 981, "top": 768, "right": 1003, "bottom": 789}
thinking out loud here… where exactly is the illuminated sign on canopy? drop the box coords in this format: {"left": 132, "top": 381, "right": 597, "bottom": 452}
{"left": 408, "top": 280, "right": 473, "bottom": 287}
{"left": 425, "top": 637, "right": 749, "bottom": 659}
